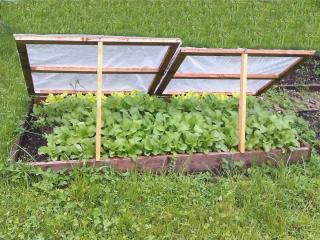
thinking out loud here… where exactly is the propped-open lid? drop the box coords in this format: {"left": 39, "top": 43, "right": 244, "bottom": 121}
{"left": 155, "top": 47, "right": 316, "bottom": 95}
{"left": 15, "top": 34, "right": 315, "bottom": 97}
{"left": 14, "top": 34, "right": 181, "bottom": 96}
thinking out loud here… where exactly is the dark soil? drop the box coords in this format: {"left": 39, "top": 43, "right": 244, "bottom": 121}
{"left": 277, "top": 55, "right": 320, "bottom": 139}
{"left": 16, "top": 115, "right": 51, "bottom": 162}
{"left": 279, "top": 55, "right": 320, "bottom": 86}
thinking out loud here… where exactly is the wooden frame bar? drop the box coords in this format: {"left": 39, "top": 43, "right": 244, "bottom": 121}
{"left": 181, "top": 47, "right": 316, "bottom": 57}
{"left": 95, "top": 42, "right": 103, "bottom": 161}
{"left": 31, "top": 66, "right": 159, "bottom": 74}
{"left": 238, "top": 53, "right": 248, "bottom": 153}
{"left": 16, "top": 42, "right": 35, "bottom": 95}
{"left": 174, "top": 73, "right": 278, "bottom": 79}
{"left": 148, "top": 43, "right": 181, "bottom": 94}
{"left": 14, "top": 34, "right": 181, "bottom": 46}
{"left": 155, "top": 51, "right": 186, "bottom": 94}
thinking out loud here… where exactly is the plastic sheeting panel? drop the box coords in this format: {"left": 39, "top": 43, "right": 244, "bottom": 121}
{"left": 32, "top": 73, "right": 155, "bottom": 92}
{"left": 177, "top": 56, "right": 299, "bottom": 74}
{"left": 27, "top": 44, "right": 169, "bottom": 68}
{"left": 163, "top": 79, "right": 271, "bottom": 94}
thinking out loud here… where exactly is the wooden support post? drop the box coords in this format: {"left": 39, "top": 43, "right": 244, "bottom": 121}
{"left": 238, "top": 53, "right": 248, "bottom": 153}
{"left": 95, "top": 41, "right": 103, "bottom": 161}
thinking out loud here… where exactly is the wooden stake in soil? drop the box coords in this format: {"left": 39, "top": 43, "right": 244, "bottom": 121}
{"left": 238, "top": 53, "right": 248, "bottom": 153}
{"left": 95, "top": 41, "right": 104, "bottom": 161}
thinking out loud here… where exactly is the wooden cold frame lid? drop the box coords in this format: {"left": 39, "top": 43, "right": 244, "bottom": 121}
{"left": 14, "top": 34, "right": 182, "bottom": 96}
{"left": 155, "top": 47, "right": 316, "bottom": 95}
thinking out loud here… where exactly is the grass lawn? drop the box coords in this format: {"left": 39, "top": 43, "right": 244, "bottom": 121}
{"left": 1, "top": 0, "right": 320, "bottom": 238}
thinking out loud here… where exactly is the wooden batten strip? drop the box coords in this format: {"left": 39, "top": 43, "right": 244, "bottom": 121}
{"left": 173, "top": 73, "right": 278, "bottom": 79}
{"left": 16, "top": 42, "right": 35, "bottom": 95}
{"left": 148, "top": 43, "right": 180, "bottom": 94}
{"left": 31, "top": 66, "right": 159, "bottom": 74}
{"left": 238, "top": 53, "right": 248, "bottom": 153}
{"left": 155, "top": 52, "right": 186, "bottom": 95}
{"left": 95, "top": 42, "right": 104, "bottom": 161}
{"left": 14, "top": 34, "right": 181, "bottom": 46}
{"left": 181, "top": 47, "right": 316, "bottom": 57}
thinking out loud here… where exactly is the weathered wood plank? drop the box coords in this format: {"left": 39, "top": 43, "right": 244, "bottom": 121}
{"left": 181, "top": 47, "right": 316, "bottom": 57}
{"left": 31, "top": 66, "right": 159, "bottom": 74}
{"left": 23, "top": 144, "right": 311, "bottom": 172}
{"left": 16, "top": 42, "right": 35, "bottom": 95}
{"left": 174, "top": 73, "right": 278, "bottom": 79}
{"left": 148, "top": 43, "right": 181, "bottom": 94}
{"left": 155, "top": 51, "right": 186, "bottom": 95}
{"left": 14, "top": 34, "right": 182, "bottom": 46}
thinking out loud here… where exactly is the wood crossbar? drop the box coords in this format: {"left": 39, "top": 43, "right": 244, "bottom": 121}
{"left": 174, "top": 73, "right": 278, "bottom": 79}
{"left": 31, "top": 66, "right": 159, "bottom": 74}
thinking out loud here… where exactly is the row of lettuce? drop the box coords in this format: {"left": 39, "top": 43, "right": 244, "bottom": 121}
{"left": 32, "top": 92, "right": 300, "bottom": 160}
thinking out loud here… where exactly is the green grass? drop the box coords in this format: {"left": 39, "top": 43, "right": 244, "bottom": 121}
{"left": 1, "top": 0, "right": 320, "bottom": 238}
{"left": 1, "top": 161, "right": 320, "bottom": 239}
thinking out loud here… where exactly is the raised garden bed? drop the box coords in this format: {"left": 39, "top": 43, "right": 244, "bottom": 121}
{"left": 11, "top": 93, "right": 312, "bottom": 172}
{"left": 11, "top": 34, "right": 316, "bottom": 172}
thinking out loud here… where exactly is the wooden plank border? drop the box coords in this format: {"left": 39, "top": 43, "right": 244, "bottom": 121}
{"left": 15, "top": 144, "right": 311, "bottom": 172}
